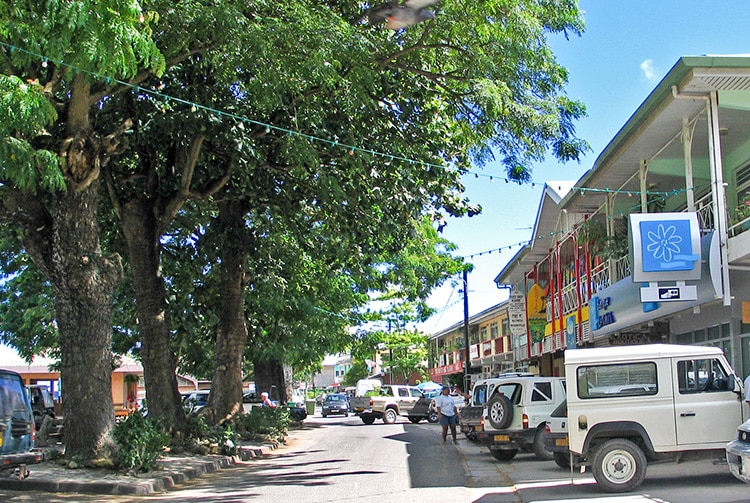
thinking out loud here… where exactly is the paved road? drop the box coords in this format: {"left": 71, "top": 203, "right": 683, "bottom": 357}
{"left": 0, "top": 412, "right": 747, "bottom": 502}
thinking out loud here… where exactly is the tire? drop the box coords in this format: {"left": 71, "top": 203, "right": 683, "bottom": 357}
{"left": 408, "top": 416, "right": 422, "bottom": 424}
{"left": 383, "top": 408, "right": 398, "bottom": 424}
{"left": 591, "top": 438, "right": 647, "bottom": 493}
{"left": 490, "top": 449, "right": 518, "bottom": 461}
{"left": 553, "top": 451, "right": 571, "bottom": 469}
{"left": 532, "top": 428, "right": 554, "bottom": 461}
{"left": 486, "top": 394, "right": 513, "bottom": 429}
{"left": 361, "top": 415, "right": 376, "bottom": 425}
{"left": 427, "top": 410, "right": 439, "bottom": 423}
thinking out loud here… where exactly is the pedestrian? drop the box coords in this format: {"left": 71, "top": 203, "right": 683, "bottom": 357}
{"left": 435, "top": 386, "right": 458, "bottom": 444}
{"left": 744, "top": 374, "right": 750, "bottom": 405}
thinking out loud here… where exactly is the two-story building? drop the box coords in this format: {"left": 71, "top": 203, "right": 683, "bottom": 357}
{"left": 428, "top": 301, "right": 515, "bottom": 386}
{"left": 495, "top": 55, "right": 750, "bottom": 379}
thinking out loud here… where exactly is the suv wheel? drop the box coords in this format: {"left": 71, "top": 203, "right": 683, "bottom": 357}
{"left": 591, "top": 438, "right": 647, "bottom": 493}
{"left": 532, "top": 428, "right": 554, "bottom": 461}
{"left": 553, "top": 451, "right": 570, "bottom": 469}
{"left": 487, "top": 394, "right": 513, "bottom": 429}
{"left": 490, "top": 448, "right": 517, "bottom": 461}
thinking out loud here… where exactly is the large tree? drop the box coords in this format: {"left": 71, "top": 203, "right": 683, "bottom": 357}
{"left": 0, "top": 2, "right": 163, "bottom": 461}
{"left": 1, "top": 0, "right": 589, "bottom": 451}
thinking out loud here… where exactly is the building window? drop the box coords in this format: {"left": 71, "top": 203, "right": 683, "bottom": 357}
{"left": 675, "top": 332, "right": 692, "bottom": 344}
{"left": 490, "top": 322, "right": 499, "bottom": 339}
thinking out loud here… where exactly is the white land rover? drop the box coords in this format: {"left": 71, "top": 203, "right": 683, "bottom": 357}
{"left": 473, "top": 373, "right": 566, "bottom": 461}
{"left": 565, "top": 344, "right": 745, "bottom": 493}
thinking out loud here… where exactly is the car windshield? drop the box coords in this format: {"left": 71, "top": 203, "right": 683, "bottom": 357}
{"left": 326, "top": 395, "right": 345, "bottom": 402}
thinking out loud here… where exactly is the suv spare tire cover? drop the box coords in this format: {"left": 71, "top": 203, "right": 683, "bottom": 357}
{"left": 487, "top": 394, "right": 513, "bottom": 429}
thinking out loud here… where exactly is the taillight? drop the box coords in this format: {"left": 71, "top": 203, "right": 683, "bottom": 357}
{"left": 522, "top": 413, "right": 529, "bottom": 429}
{"left": 545, "top": 423, "right": 551, "bottom": 434}
{"left": 369, "top": 398, "right": 373, "bottom": 407}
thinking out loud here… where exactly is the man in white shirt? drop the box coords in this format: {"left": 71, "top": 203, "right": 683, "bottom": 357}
{"left": 435, "top": 386, "right": 458, "bottom": 444}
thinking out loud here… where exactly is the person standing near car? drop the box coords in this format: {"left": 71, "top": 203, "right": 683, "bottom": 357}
{"left": 435, "top": 386, "right": 458, "bottom": 444}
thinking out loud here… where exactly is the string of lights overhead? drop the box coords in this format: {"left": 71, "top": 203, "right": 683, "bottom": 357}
{"left": 4, "top": 41, "right": 703, "bottom": 267}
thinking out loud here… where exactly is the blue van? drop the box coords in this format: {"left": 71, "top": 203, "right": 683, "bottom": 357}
{"left": 0, "top": 369, "right": 42, "bottom": 475}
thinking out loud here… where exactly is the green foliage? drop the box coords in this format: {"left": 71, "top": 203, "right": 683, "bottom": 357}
{"left": 113, "top": 410, "right": 169, "bottom": 472}
{"left": 172, "top": 414, "right": 241, "bottom": 456}
{"left": 0, "top": 75, "right": 61, "bottom": 192}
{"left": 731, "top": 193, "right": 750, "bottom": 225}
{"left": 342, "top": 361, "right": 370, "bottom": 386}
{"left": 233, "top": 407, "right": 289, "bottom": 443}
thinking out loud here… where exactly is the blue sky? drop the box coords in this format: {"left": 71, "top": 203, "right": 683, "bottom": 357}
{"left": 421, "top": 0, "right": 750, "bottom": 333}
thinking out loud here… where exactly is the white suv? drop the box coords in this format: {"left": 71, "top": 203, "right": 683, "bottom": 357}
{"left": 473, "top": 374, "right": 566, "bottom": 461}
{"left": 566, "top": 344, "right": 744, "bottom": 493}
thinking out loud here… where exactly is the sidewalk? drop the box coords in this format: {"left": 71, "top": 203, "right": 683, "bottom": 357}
{"left": 0, "top": 442, "right": 282, "bottom": 496}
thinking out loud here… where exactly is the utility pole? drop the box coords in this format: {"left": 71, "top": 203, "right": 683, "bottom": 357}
{"left": 463, "top": 269, "right": 471, "bottom": 391}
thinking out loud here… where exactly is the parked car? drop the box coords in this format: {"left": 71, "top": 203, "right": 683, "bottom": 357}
{"left": 473, "top": 374, "right": 566, "bottom": 461}
{"left": 543, "top": 399, "right": 570, "bottom": 469}
{"left": 567, "top": 344, "right": 743, "bottom": 493}
{"left": 0, "top": 369, "right": 43, "bottom": 476}
{"left": 726, "top": 418, "right": 750, "bottom": 484}
{"left": 181, "top": 390, "right": 210, "bottom": 412}
{"left": 27, "top": 384, "right": 55, "bottom": 430}
{"left": 321, "top": 393, "right": 349, "bottom": 417}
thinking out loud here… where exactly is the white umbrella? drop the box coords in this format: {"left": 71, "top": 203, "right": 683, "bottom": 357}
{"left": 417, "top": 381, "right": 442, "bottom": 391}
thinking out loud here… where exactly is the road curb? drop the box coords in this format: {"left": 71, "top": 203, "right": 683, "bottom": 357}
{"left": 0, "top": 442, "right": 282, "bottom": 495}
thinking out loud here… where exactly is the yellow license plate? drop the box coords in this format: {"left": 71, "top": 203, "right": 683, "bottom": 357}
{"left": 493, "top": 434, "right": 509, "bottom": 442}
{"left": 555, "top": 437, "right": 569, "bottom": 447}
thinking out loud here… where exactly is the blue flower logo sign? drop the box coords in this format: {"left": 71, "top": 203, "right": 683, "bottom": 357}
{"left": 639, "top": 219, "right": 698, "bottom": 272}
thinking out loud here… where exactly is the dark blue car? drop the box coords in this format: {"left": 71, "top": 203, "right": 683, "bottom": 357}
{"left": 0, "top": 369, "right": 42, "bottom": 476}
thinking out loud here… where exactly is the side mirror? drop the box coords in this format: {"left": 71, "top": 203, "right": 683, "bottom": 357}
{"left": 727, "top": 375, "right": 736, "bottom": 392}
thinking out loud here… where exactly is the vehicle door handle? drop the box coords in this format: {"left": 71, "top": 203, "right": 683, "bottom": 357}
{"left": 680, "top": 412, "right": 696, "bottom": 417}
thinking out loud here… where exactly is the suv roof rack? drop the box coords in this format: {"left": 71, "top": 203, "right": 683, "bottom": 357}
{"left": 491, "top": 372, "right": 536, "bottom": 378}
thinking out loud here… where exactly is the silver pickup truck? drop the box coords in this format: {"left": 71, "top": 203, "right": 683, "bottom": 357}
{"left": 350, "top": 384, "right": 432, "bottom": 424}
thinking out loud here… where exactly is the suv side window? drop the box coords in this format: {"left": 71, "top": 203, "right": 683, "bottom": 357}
{"left": 531, "top": 381, "right": 552, "bottom": 402}
{"left": 398, "top": 387, "right": 409, "bottom": 398}
{"left": 410, "top": 388, "right": 422, "bottom": 398}
{"left": 576, "top": 362, "right": 658, "bottom": 398}
{"left": 677, "top": 358, "right": 731, "bottom": 393}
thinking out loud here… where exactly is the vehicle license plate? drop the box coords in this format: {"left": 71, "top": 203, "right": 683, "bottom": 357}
{"left": 493, "top": 434, "right": 509, "bottom": 442}
{"left": 330, "top": 408, "right": 340, "bottom": 413}
{"left": 555, "top": 437, "right": 569, "bottom": 447}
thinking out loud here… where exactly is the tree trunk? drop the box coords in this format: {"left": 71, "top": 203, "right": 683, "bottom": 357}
{"left": 120, "top": 199, "right": 186, "bottom": 431}
{"left": 253, "top": 359, "right": 293, "bottom": 404}
{"left": 204, "top": 200, "right": 251, "bottom": 425}
{"left": 51, "top": 179, "right": 121, "bottom": 461}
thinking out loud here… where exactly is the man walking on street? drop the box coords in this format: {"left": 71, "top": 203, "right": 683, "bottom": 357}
{"left": 435, "top": 386, "right": 458, "bottom": 444}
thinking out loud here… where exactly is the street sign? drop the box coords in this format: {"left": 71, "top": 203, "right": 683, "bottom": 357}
{"left": 640, "top": 284, "right": 698, "bottom": 302}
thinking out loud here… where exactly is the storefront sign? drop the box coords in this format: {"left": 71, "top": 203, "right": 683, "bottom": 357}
{"left": 508, "top": 289, "right": 527, "bottom": 336}
{"left": 591, "top": 233, "right": 718, "bottom": 338}
{"left": 589, "top": 295, "right": 615, "bottom": 331}
{"left": 565, "top": 314, "right": 577, "bottom": 349}
{"left": 470, "top": 344, "right": 479, "bottom": 359}
{"left": 629, "top": 212, "right": 701, "bottom": 282}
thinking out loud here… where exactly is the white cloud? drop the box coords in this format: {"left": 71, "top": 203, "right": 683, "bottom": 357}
{"left": 640, "top": 59, "right": 659, "bottom": 83}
